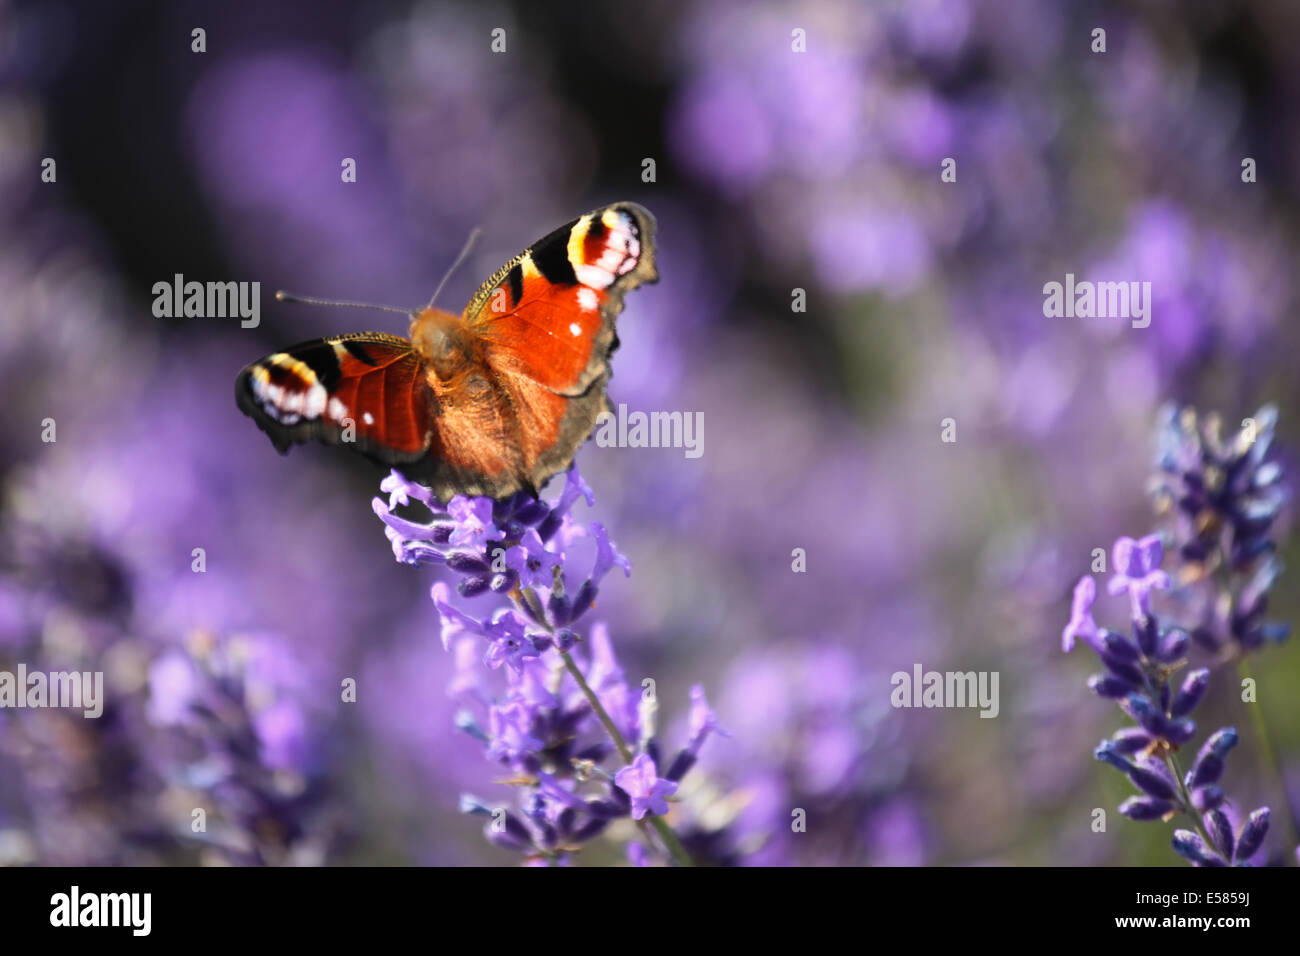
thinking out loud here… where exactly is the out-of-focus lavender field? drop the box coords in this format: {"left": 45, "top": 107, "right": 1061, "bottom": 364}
{"left": 1, "top": 0, "right": 1297, "bottom": 866}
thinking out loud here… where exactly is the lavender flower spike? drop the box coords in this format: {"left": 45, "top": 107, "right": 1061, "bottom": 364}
{"left": 375, "top": 460, "right": 720, "bottom": 865}
{"left": 1066, "top": 530, "right": 1272, "bottom": 866}
{"left": 1151, "top": 405, "right": 1291, "bottom": 653}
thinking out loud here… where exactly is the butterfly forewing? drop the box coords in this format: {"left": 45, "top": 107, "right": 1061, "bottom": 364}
{"left": 466, "top": 203, "right": 657, "bottom": 396}
{"left": 235, "top": 333, "right": 433, "bottom": 462}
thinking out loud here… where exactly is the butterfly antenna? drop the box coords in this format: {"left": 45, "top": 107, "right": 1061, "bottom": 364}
{"left": 426, "top": 227, "right": 483, "bottom": 310}
{"left": 274, "top": 291, "right": 412, "bottom": 316}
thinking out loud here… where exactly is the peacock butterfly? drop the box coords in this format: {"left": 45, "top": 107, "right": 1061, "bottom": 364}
{"left": 235, "top": 203, "right": 657, "bottom": 502}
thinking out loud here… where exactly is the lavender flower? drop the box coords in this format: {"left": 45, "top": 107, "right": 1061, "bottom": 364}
{"left": 375, "top": 461, "right": 723, "bottom": 866}
{"left": 1107, "top": 535, "right": 1170, "bottom": 622}
{"left": 1061, "top": 576, "right": 1100, "bottom": 653}
{"left": 145, "top": 634, "right": 343, "bottom": 866}
{"left": 1151, "top": 405, "right": 1290, "bottom": 654}
{"left": 1172, "top": 807, "right": 1271, "bottom": 867}
{"left": 1064, "top": 534, "right": 1270, "bottom": 865}
{"left": 615, "top": 754, "right": 679, "bottom": 820}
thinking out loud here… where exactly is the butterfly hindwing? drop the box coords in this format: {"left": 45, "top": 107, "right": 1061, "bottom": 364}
{"left": 235, "top": 333, "right": 434, "bottom": 465}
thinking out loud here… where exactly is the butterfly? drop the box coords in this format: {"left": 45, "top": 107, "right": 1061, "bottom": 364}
{"left": 236, "top": 203, "right": 657, "bottom": 502}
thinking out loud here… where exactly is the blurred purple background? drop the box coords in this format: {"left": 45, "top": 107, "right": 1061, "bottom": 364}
{"left": 1, "top": 0, "right": 1298, "bottom": 865}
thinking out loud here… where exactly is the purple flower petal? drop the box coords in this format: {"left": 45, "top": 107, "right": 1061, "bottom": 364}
{"left": 613, "top": 754, "right": 678, "bottom": 820}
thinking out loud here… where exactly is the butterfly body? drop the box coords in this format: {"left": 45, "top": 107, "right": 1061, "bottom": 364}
{"left": 236, "top": 203, "right": 656, "bottom": 502}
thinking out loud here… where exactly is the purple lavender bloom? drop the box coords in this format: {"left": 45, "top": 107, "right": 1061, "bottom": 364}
{"left": 589, "top": 523, "right": 633, "bottom": 584}
{"left": 1066, "top": 533, "right": 1269, "bottom": 865}
{"left": 1061, "top": 575, "right": 1100, "bottom": 652}
{"left": 664, "top": 685, "right": 729, "bottom": 782}
{"left": 1067, "top": 551, "right": 1192, "bottom": 750}
{"left": 1170, "top": 668, "right": 1209, "bottom": 718}
{"left": 1234, "top": 808, "right": 1270, "bottom": 862}
{"left": 1119, "top": 797, "right": 1176, "bottom": 821}
{"left": 1151, "top": 405, "right": 1291, "bottom": 654}
{"left": 1205, "top": 809, "right": 1235, "bottom": 860}
{"left": 614, "top": 754, "right": 679, "bottom": 821}
{"left": 375, "top": 459, "right": 720, "bottom": 865}
{"left": 503, "top": 530, "right": 563, "bottom": 589}
{"left": 1191, "top": 786, "right": 1226, "bottom": 812}
{"left": 1172, "top": 830, "right": 1227, "bottom": 867}
{"left": 1107, "top": 535, "right": 1170, "bottom": 622}
{"left": 1110, "top": 728, "right": 1155, "bottom": 754}
{"left": 480, "top": 610, "right": 545, "bottom": 672}
{"left": 486, "top": 702, "right": 544, "bottom": 764}
{"left": 0, "top": 396, "right": 356, "bottom": 867}
{"left": 147, "top": 651, "right": 200, "bottom": 726}
{"left": 686, "top": 685, "right": 727, "bottom": 751}
{"left": 695, "top": 640, "right": 925, "bottom": 866}
{"left": 1173, "top": 805, "right": 1270, "bottom": 866}
{"left": 1126, "top": 757, "right": 1178, "bottom": 802}
{"left": 374, "top": 465, "right": 630, "bottom": 624}
{"left": 143, "top": 634, "right": 342, "bottom": 866}
{"left": 1093, "top": 740, "right": 1135, "bottom": 774}
{"left": 448, "top": 498, "right": 505, "bottom": 552}
{"left": 252, "top": 698, "right": 310, "bottom": 772}
{"left": 1157, "top": 628, "right": 1189, "bottom": 662}
{"left": 0, "top": 543, "right": 165, "bottom": 865}
{"left": 1185, "top": 729, "right": 1238, "bottom": 789}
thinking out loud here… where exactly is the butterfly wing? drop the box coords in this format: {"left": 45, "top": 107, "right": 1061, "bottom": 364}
{"left": 457, "top": 202, "right": 658, "bottom": 490}
{"left": 235, "top": 332, "right": 435, "bottom": 467}
{"left": 464, "top": 202, "right": 657, "bottom": 394}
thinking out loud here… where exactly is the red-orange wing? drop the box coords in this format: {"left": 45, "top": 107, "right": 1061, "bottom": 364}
{"left": 235, "top": 333, "right": 434, "bottom": 466}
{"left": 454, "top": 203, "right": 658, "bottom": 491}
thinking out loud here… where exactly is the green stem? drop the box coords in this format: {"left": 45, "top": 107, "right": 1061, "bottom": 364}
{"left": 646, "top": 816, "right": 695, "bottom": 866}
{"left": 556, "top": 648, "right": 694, "bottom": 867}
{"left": 516, "top": 587, "right": 695, "bottom": 867}
{"left": 558, "top": 648, "right": 632, "bottom": 763}
{"left": 1237, "top": 659, "right": 1300, "bottom": 851}
{"left": 1165, "top": 750, "right": 1213, "bottom": 848}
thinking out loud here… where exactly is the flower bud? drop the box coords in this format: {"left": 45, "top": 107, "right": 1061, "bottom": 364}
{"left": 1234, "top": 807, "right": 1270, "bottom": 862}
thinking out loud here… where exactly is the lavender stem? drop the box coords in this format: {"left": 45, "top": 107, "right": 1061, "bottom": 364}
{"left": 517, "top": 585, "right": 695, "bottom": 867}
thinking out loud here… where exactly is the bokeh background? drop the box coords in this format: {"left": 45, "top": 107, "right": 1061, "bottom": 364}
{"left": 2, "top": 0, "right": 1298, "bottom": 865}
